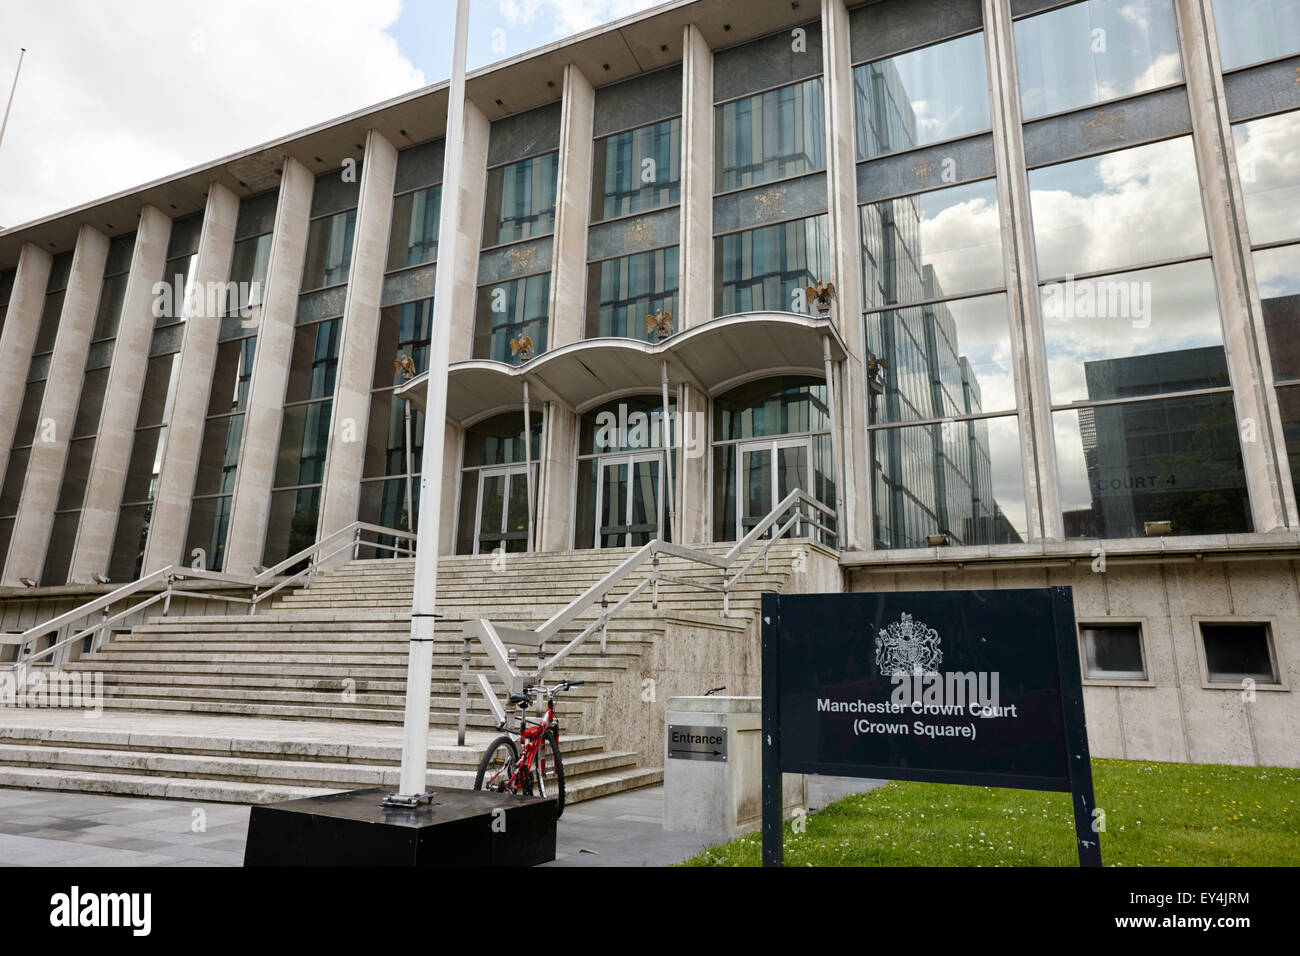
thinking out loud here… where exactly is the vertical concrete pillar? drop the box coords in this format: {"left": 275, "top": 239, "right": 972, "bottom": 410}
{"left": 69, "top": 205, "right": 173, "bottom": 582}
{"left": 537, "top": 402, "right": 578, "bottom": 551}
{"left": 678, "top": 23, "right": 713, "bottom": 330}
{"left": 1174, "top": 0, "right": 1295, "bottom": 531}
{"left": 317, "top": 129, "right": 399, "bottom": 548}
{"left": 142, "top": 183, "right": 240, "bottom": 573}
{"left": 678, "top": 383, "right": 708, "bottom": 544}
{"left": 548, "top": 63, "right": 595, "bottom": 348}
{"left": 821, "top": 0, "right": 870, "bottom": 550}
{"left": 0, "top": 243, "right": 54, "bottom": 497}
{"left": 222, "top": 158, "right": 315, "bottom": 575}
{"left": 2, "top": 225, "right": 110, "bottom": 585}
{"left": 448, "top": 101, "right": 491, "bottom": 362}
{"left": 439, "top": 420, "right": 462, "bottom": 556}
{"left": 983, "top": 0, "right": 1061, "bottom": 541}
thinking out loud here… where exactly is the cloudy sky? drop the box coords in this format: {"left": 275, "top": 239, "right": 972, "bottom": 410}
{"left": 0, "top": 0, "right": 662, "bottom": 228}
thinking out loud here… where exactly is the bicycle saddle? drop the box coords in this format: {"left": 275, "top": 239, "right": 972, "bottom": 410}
{"left": 508, "top": 693, "right": 531, "bottom": 707}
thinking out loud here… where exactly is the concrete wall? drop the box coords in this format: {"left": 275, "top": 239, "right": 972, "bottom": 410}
{"left": 845, "top": 560, "right": 1300, "bottom": 768}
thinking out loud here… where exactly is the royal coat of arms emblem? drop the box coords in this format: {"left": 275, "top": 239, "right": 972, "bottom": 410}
{"left": 874, "top": 612, "right": 943, "bottom": 677}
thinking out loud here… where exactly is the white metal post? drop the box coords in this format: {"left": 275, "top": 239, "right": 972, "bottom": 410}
{"left": 0, "top": 48, "right": 26, "bottom": 155}
{"left": 390, "top": 0, "right": 470, "bottom": 803}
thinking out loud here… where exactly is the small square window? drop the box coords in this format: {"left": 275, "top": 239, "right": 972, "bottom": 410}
{"left": 1080, "top": 624, "right": 1147, "bottom": 681}
{"left": 1200, "top": 623, "right": 1279, "bottom": 685}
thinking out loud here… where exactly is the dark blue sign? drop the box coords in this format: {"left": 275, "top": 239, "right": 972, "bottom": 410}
{"left": 761, "top": 587, "right": 1101, "bottom": 867}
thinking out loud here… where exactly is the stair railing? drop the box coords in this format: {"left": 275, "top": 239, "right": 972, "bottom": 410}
{"left": 456, "top": 489, "right": 835, "bottom": 743}
{"left": 0, "top": 521, "right": 418, "bottom": 677}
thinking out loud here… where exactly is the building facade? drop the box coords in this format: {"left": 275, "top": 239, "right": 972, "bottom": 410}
{"left": 0, "top": 0, "right": 1298, "bottom": 766}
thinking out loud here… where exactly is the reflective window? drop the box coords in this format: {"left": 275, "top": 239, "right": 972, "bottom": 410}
{"left": 91, "top": 271, "right": 130, "bottom": 342}
{"left": 225, "top": 233, "right": 272, "bottom": 319}
{"left": 1213, "top": 0, "right": 1300, "bottom": 71}
{"left": 715, "top": 214, "right": 830, "bottom": 317}
{"left": 483, "top": 153, "right": 558, "bottom": 246}
{"left": 1054, "top": 393, "right": 1252, "bottom": 538}
{"left": 1015, "top": 0, "right": 1183, "bottom": 120}
{"left": 861, "top": 179, "right": 1004, "bottom": 308}
{"left": 1256, "top": 244, "right": 1300, "bottom": 381}
{"left": 1041, "top": 260, "right": 1228, "bottom": 404}
{"left": 1232, "top": 111, "right": 1300, "bottom": 247}
{"left": 592, "top": 118, "right": 681, "bottom": 220}
{"left": 716, "top": 77, "right": 826, "bottom": 192}
{"left": 388, "top": 185, "right": 441, "bottom": 270}
{"left": 454, "top": 412, "right": 542, "bottom": 555}
{"left": 1200, "top": 623, "right": 1279, "bottom": 684}
{"left": 586, "top": 247, "right": 679, "bottom": 340}
{"left": 473, "top": 274, "right": 550, "bottom": 363}
{"left": 713, "top": 376, "right": 829, "bottom": 441}
{"left": 301, "top": 209, "right": 356, "bottom": 290}
{"left": 1028, "top": 137, "right": 1208, "bottom": 279}
{"left": 1080, "top": 624, "right": 1148, "bottom": 680}
{"left": 867, "top": 293, "right": 1017, "bottom": 425}
{"left": 854, "top": 31, "right": 991, "bottom": 161}
{"left": 871, "top": 415, "right": 1027, "bottom": 548}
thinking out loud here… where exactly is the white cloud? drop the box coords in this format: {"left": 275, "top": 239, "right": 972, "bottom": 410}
{"left": 496, "top": 0, "right": 659, "bottom": 39}
{"left": 0, "top": 0, "right": 426, "bottom": 227}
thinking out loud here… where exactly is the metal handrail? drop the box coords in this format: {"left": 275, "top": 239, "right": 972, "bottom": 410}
{"left": 456, "top": 489, "right": 835, "bottom": 742}
{"left": 2, "top": 521, "right": 418, "bottom": 672}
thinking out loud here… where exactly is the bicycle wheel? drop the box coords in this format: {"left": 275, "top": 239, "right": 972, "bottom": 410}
{"left": 474, "top": 736, "right": 519, "bottom": 794}
{"left": 536, "top": 730, "right": 566, "bottom": 817}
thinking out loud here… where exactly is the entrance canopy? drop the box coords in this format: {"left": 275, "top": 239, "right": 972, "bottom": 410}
{"left": 395, "top": 312, "right": 848, "bottom": 426}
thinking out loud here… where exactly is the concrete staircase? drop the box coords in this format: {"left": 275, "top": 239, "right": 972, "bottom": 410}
{"left": 0, "top": 543, "right": 813, "bottom": 804}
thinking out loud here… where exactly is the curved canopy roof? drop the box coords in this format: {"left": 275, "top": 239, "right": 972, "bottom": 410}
{"left": 396, "top": 311, "right": 849, "bottom": 427}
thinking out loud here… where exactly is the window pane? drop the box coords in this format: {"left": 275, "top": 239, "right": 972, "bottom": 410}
{"left": 1257, "top": 244, "right": 1300, "bottom": 381}
{"left": 714, "top": 376, "right": 828, "bottom": 441}
{"left": 715, "top": 77, "right": 826, "bottom": 192}
{"left": 301, "top": 209, "right": 357, "bottom": 290}
{"left": 861, "top": 179, "right": 1004, "bottom": 308}
{"left": 1028, "top": 137, "right": 1208, "bottom": 279}
{"left": 855, "top": 31, "right": 991, "bottom": 161}
{"left": 586, "top": 247, "right": 680, "bottom": 339}
{"left": 92, "top": 273, "right": 129, "bottom": 341}
{"left": 714, "top": 214, "right": 830, "bottom": 316}
{"left": 1232, "top": 111, "right": 1300, "bottom": 246}
{"left": 227, "top": 234, "right": 272, "bottom": 318}
{"left": 373, "top": 298, "right": 433, "bottom": 386}
{"left": 185, "top": 494, "right": 234, "bottom": 571}
{"left": 868, "top": 293, "right": 1017, "bottom": 424}
{"left": 1015, "top": 0, "right": 1183, "bottom": 120}
{"left": 483, "top": 153, "right": 558, "bottom": 246}
{"left": 592, "top": 118, "right": 682, "bottom": 219}
{"left": 274, "top": 400, "right": 333, "bottom": 488}
{"left": 473, "top": 274, "right": 550, "bottom": 362}
{"left": 461, "top": 412, "right": 542, "bottom": 468}
{"left": 872, "top": 415, "right": 1027, "bottom": 548}
{"left": 262, "top": 486, "right": 322, "bottom": 567}
{"left": 1213, "top": 0, "right": 1300, "bottom": 71}
{"left": 1041, "top": 260, "right": 1228, "bottom": 404}
{"left": 1081, "top": 624, "right": 1147, "bottom": 679}
{"left": 1201, "top": 623, "right": 1278, "bottom": 683}
{"left": 1054, "top": 394, "right": 1252, "bottom": 539}
{"left": 283, "top": 319, "right": 340, "bottom": 404}
{"left": 387, "top": 185, "right": 441, "bottom": 270}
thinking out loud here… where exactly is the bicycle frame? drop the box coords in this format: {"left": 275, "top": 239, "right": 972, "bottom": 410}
{"left": 483, "top": 694, "right": 559, "bottom": 798}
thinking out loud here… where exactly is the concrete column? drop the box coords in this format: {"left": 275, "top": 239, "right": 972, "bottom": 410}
{"left": 317, "top": 129, "right": 399, "bottom": 548}
{"left": 537, "top": 402, "right": 578, "bottom": 551}
{"left": 1175, "top": 0, "right": 1296, "bottom": 531}
{"left": 821, "top": 0, "right": 870, "bottom": 550}
{"left": 449, "top": 101, "right": 491, "bottom": 362}
{"left": 141, "top": 183, "right": 240, "bottom": 573}
{"left": 678, "top": 383, "right": 708, "bottom": 544}
{"left": 548, "top": 63, "right": 595, "bottom": 349}
{"left": 2, "top": 225, "right": 110, "bottom": 585}
{"left": 678, "top": 23, "right": 713, "bottom": 330}
{"left": 222, "top": 158, "right": 315, "bottom": 575}
{"left": 438, "top": 420, "right": 462, "bottom": 556}
{"left": 68, "top": 205, "right": 173, "bottom": 582}
{"left": 983, "top": 0, "right": 1061, "bottom": 541}
{"left": 0, "top": 244, "right": 53, "bottom": 498}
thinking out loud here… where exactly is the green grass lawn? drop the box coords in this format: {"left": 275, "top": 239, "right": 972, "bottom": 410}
{"left": 680, "top": 759, "right": 1299, "bottom": 867}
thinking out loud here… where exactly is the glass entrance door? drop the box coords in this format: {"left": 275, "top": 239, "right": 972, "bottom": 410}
{"left": 474, "top": 464, "right": 531, "bottom": 554}
{"left": 738, "top": 438, "right": 811, "bottom": 537}
{"left": 595, "top": 453, "right": 662, "bottom": 548}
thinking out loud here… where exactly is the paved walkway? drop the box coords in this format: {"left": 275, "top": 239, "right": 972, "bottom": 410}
{"left": 0, "top": 775, "right": 886, "bottom": 867}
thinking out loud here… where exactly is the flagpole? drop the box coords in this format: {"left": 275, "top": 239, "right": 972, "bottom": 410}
{"left": 0, "top": 48, "right": 27, "bottom": 154}
{"left": 388, "top": 0, "right": 470, "bottom": 803}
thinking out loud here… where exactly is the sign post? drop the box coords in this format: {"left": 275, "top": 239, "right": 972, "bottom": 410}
{"left": 761, "top": 587, "right": 1101, "bottom": 867}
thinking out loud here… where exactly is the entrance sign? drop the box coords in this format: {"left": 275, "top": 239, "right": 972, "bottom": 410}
{"left": 761, "top": 588, "right": 1101, "bottom": 866}
{"left": 667, "top": 724, "right": 729, "bottom": 762}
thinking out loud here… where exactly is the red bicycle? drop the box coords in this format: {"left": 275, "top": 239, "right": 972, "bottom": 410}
{"left": 473, "top": 680, "right": 583, "bottom": 816}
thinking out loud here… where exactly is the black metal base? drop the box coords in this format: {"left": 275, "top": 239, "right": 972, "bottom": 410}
{"left": 243, "top": 787, "right": 557, "bottom": 867}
